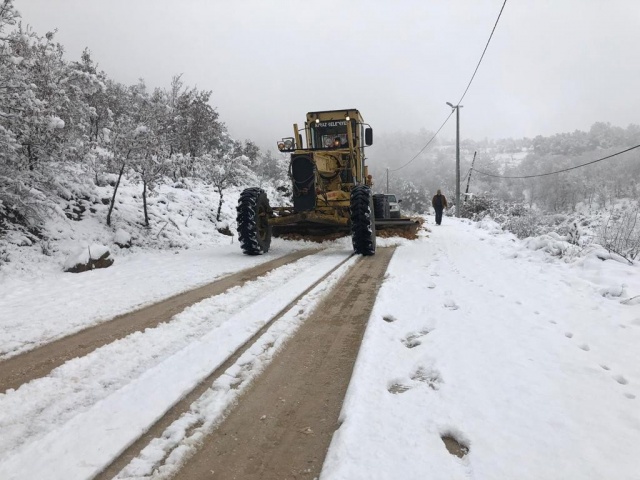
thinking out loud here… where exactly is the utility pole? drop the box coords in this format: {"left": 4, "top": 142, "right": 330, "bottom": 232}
{"left": 464, "top": 151, "right": 477, "bottom": 203}
{"left": 386, "top": 168, "right": 389, "bottom": 193}
{"left": 446, "top": 102, "right": 463, "bottom": 217}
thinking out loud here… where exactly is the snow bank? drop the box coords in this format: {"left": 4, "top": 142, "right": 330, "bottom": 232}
{"left": 322, "top": 217, "right": 640, "bottom": 480}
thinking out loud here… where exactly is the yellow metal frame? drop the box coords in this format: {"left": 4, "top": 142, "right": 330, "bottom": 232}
{"left": 272, "top": 109, "right": 372, "bottom": 228}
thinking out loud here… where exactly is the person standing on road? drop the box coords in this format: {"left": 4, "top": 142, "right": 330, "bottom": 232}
{"left": 432, "top": 189, "right": 448, "bottom": 225}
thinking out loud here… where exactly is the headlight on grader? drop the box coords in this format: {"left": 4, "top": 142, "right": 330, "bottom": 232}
{"left": 277, "top": 137, "right": 295, "bottom": 152}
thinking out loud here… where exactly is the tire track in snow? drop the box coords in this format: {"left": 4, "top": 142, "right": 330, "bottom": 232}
{"left": 0, "top": 249, "right": 352, "bottom": 478}
{"left": 0, "top": 249, "right": 317, "bottom": 393}
{"left": 100, "top": 252, "right": 365, "bottom": 480}
{"left": 164, "top": 247, "right": 395, "bottom": 480}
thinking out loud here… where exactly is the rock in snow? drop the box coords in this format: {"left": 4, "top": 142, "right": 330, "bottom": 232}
{"left": 114, "top": 229, "right": 132, "bottom": 248}
{"left": 63, "top": 244, "right": 114, "bottom": 273}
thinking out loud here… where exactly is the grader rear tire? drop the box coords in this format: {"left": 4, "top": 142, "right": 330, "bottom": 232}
{"left": 350, "top": 185, "right": 376, "bottom": 256}
{"left": 237, "top": 188, "right": 272, "bottom": 255}
{"left": 373, "top": 194, "right": 390, "bottom": 219}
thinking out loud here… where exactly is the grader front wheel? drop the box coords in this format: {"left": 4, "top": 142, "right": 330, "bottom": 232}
{"left": 237, "top": 188, "right": 272, "bottom": 255}
{"left": 350, "top": 185, "right": 376, "bottom": 256}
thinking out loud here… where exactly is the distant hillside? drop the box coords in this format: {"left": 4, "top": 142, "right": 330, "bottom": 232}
{"left": 367, "top": 122, "right": 640, "bottom": 214}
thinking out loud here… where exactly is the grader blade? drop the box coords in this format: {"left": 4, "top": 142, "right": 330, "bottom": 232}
{"left": 374, "top": 218, "right": 421, "bottom": 239}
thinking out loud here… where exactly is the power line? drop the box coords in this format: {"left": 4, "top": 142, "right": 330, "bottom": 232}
{"left": 472, "top": 144, "right": 640, "bottom": 179}
{"left": 389, "top": 0, "right": 508, "bottom": 173}
{"left": 389, "top": 111, "right": 453, "bottom": 172}
{"left": 456, "top": 0, "right": 508, "bottom": 106}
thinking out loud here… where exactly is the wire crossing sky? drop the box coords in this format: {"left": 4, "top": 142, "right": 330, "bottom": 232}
{"left": 472, "top": 144, "right": 640, "bottom": 179}
{"left": 455, "top": 0, "right": 508, "bottom": 106}
{"left": 390, "top": 0, "right": 507, "bottom": 173}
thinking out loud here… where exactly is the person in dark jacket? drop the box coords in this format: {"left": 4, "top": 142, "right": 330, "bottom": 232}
{"left": 432, "top": 189, "right": 448, "bottom": 225}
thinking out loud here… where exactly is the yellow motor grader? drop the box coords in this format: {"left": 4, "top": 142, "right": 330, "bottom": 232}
{"left": 236, "top": 109, "right": 419, "bottom": 255}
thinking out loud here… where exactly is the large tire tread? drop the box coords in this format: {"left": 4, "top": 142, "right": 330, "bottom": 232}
{"left": 350, "top": 185, "right": 376, "bottom": 256}
{"left": 373, "top": 194, "right": 390, "bottom": 219}
{"left": 237, "top": 188, "right": 272, "bottom": 255}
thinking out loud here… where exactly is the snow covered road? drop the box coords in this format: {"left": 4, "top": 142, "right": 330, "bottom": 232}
{"left": 0, "top": 248, "right": 352, "bottom": 480}
{"left": 0, "top": 242, "right": 302, "bottom": 359}
{"left": 322, "top": 218, "right": 640, "bottom": 480}
{"left": 1, "top": 218, "right": 639, "bottom": 480}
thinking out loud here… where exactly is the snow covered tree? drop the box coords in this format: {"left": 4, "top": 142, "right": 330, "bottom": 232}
{"left": 103, "top": 80, "right": 153, "bottom": 226}
{"left": 199, "top": 146, "right": 252, "bottom": 222}
{"left": 0, "top": 0, "right": 264, "bottom": 239}
{"left": 165, "top": 77, "right": 224, "bottom": 175}
{"left": 129, "top": 90, "right": 173, "bottom": 227}
{"left": 256, "top": 150, "right": 289, "bottom": 188}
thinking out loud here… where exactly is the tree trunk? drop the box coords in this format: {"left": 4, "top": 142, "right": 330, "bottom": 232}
{"left": 27, "top": 144, "right": 36, "bottom": 171}
{"left": 143, "top": 179, "right": 149, "bottom": 227}
{"left": 107, "top": 162, "right": 126, "bottom": 227}
{"left": 216, "top": 185, "right": 223, "bottom": 222}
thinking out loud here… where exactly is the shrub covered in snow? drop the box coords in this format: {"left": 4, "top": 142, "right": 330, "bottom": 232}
{"left": 598, "top": 202, "right": 640, "bottom": 261}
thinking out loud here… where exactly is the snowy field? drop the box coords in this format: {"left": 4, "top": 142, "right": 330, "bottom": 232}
{"left": 1, "top": 215, "right": 639, "bottom": 479}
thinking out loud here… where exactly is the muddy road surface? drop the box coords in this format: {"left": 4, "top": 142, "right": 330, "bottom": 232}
{"left": 154, "top": 247, "right": 395, "bottom": 480}
{"left": 0, "top": 249, "right": 316, "bottom": 393}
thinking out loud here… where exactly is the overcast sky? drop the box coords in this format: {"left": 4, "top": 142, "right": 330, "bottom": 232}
{"left": 15, "top": 0, "right": 640, "bottom": 152}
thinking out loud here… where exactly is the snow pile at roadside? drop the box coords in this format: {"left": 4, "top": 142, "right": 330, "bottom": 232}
{"left": 322, "top": 217, "right": 640, "bottom": 480}
{"left": 474, "top": 215, "right": 640, "bottom": 305}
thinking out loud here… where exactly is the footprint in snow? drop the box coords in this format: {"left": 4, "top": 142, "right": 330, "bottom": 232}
{"left": 441, "top": 433, "right": 469, "bottom": 459}
{"left": 564, "top": 332, "right": 573, "bottom": 338}
{"left": 624, "top": 393, "right": 636, "bottom": 400}
{"left": 411, "top": 366, "right": 442, "bottom": 390}
{"left": 401, "top": 329, "right": 430, "bottom": 349}
{"left": 426, "top": 281, "right": 436, "bottom": 289}
{"left": 388, "top": 383, "right": 412, "bottom": 394}
{"left": 383, "top": 314, "right": 397, "bottom": 323}
{"left": 402, "top": 338, "right": 422, "bottom": 349}
{"left": 578, "top": 344, "right": 590, "bottom": 351}
{"left": 600, "top": 364, "right": 610, "bottom": 371}
{"left": 444, "top": 299, "right": 459, "bottom": 310}
{"left": 613, "top": 375, "right": 628, "bottom": 385}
